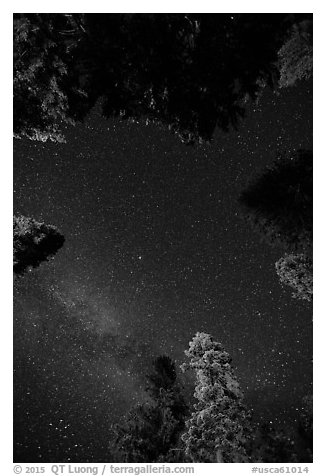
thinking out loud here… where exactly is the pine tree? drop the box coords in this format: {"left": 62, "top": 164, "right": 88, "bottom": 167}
{"left": 239, "top": 149, "right": 312, "bottom": 255}
{"left": 13, "top": 14, "right": 80, "bottom": 142}
{"left": 275, "top": 253, "right": 312, "bottom": 301}
{"left": 278, "top": 19, "right": 312, "bottom": 88}
{"left": 111, "top": 356, "right": 188, "bottom": 462}
{"left": 180, "top": 333, "right": 252, "bottom": 462}
{"left": 13, "top": 215, "right": 65, "bottom": 275}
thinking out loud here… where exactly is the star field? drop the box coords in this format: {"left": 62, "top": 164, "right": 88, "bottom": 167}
{"left": 13, "top": 79, "right": 312, "bottom": 462}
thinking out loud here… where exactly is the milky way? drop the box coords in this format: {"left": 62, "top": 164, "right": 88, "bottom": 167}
{"left": 14, "top": 79, "right": 312, "bottom": 462}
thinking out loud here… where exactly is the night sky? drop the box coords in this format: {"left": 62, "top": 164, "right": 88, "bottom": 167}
{"left": 13, "top": 79, "right": 312, "bottom": 462}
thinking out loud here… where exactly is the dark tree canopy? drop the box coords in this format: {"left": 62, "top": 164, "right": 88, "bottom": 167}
{"left": 13, "top": 14, "right": 78, "bottom": 142}
{"left": 13, "top": 215, "right": 65, "bottom": 275}
{"left": 239, "top": 149, "right": 313, "bottom": 256}
{"left": 146, "top": 355, "right": 177, "bottom": 395}
{"left": 14, "top": 13, "right": 311, "bottom": 144}
{"left": 111, "top": 355, "right": 188, "bottom": 462}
